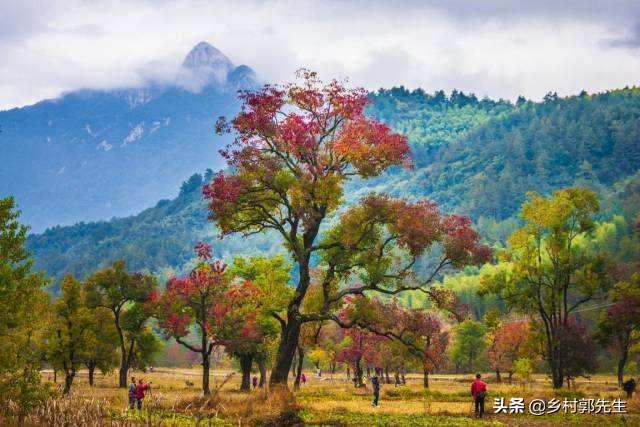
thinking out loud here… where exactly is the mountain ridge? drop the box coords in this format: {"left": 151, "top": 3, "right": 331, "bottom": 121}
{"left": 0, "top": 42, "right": 258, "bottom": 232}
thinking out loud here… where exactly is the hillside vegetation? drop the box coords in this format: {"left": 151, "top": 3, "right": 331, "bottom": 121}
{"left": 28, "top": 87, "right": 640, "bottom": 288}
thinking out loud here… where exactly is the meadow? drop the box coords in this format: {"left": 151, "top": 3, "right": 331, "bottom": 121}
{"left": 10, "top": 368, "right": 639, "bottom": 426}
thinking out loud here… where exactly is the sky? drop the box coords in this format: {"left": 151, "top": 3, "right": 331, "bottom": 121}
{"left": 1, "top": 0, "right": 640, "bottom": 110}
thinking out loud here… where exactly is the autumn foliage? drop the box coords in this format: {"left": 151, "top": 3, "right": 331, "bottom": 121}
{"left": 487, "top": 320, "right": 531, "bottom": 382}
{"left": 203, "top": 70, "right": 490, "bottom": 386}
{"left": 155, "top": 244, "right": 277, "bottom": 393}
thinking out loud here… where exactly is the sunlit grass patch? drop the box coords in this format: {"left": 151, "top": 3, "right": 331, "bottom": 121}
{"left": 10, "top": 369, "right": 640, "bottom": 426}
{"left": 300, "top": 409, "right": 502, "bottom": 426}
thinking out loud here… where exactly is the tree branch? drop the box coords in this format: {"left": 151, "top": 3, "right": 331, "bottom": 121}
{"left": 175, "top": 336, "right": 203, "bottom": 354}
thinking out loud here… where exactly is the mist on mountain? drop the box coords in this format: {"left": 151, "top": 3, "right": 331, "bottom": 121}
{"left": 0, "top": 42, "right": 258, "bottom": 232}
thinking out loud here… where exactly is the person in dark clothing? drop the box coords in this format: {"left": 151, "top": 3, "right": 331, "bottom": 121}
{"left": 252, "top": 376, "right": 258, "bottom": 390}
{"left": 128, "top": 377, "right": 137, "bottom": 409}
{"left": 623, "top": 378, "right": 636, "bottom": 398}
{"left": 371, "top": 374, "right": 381, "bottom": 407}
{"left": 471, "top": 373, "right": 487, "bottom": 418}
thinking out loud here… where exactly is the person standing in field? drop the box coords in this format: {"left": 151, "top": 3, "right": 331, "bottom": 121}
{"left": 371, "top": 374, "right": 381, "bottom": 407}
{"left": 135, "top": 379, "right": 151, "bottom": 410}
{"left": 128, "top": 377, "right": 137, "bottom": 409}
{"left": 301, "top": 373, "right": 307, "bottom": 385}
{"left": 471, "top": 373, "right": 487, "bottom": 418}
{"left": 252, "top": 375, "right": 258, "bottom": 390}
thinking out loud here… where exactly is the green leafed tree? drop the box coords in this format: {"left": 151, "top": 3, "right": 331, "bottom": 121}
{"left": 0, "top": 197, "right": 50, "bottom": 411}
{"left": 480, "top": 188, "right": 613, "bottom": 387}
{"left": 45, "top": 275, "right": 93, "bottom": 395}
{"left": 82, "top": 307, "right": 119, "bottom": 387}
{"left": 449, "top": 319, "right": 487, "bottom": 374}
{"left": 228, "top": 254, "right": 291, "bottom": 388}
{"left": 123, "top": 304, "right": 161, "bottom": 373}
{"left": 84, "top": 260, "right": 157, "bottom": 388}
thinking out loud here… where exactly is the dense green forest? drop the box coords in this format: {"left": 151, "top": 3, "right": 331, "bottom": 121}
{"left": 27, "top": 87, "right": 640, "bottom": 290}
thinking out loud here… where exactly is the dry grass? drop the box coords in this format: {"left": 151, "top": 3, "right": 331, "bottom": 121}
{"left": 16, "top": 369, "right": 640, "bottom": 426}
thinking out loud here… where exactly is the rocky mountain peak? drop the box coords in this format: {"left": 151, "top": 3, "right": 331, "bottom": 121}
{"left": 182, "top": 42, "right": 233, "bottom": 72}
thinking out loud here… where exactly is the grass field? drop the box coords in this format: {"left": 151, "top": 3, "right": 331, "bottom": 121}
{"left": 19, "top": 369, "right": 640, "bottom": 426}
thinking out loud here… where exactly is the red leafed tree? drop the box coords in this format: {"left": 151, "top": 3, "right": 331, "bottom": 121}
{"left": 337, "top": 298, "right": 449, "bottom": 389}
{"left": 597, "top": 273, "right": 640, "bottom": 387}
{"left": 213, "top": 279, "right": 277, "bottom": 392}
{"left": 560, "top": 317, "right": 598, "bottom": 388}
{"left": 335, "top": 327, "right": 388, "bottom": 387}
{"left": 398, "top": 307, "right": 449, "bottom": 389}
{"left": 597, "top": 221, "right": 640, "bottom": 388}
{"left": 207, "top": 70, "right": 491, "bottom": 386}
{"left": 487, "top": 320, "right": 530, "bottom": 383}
{"left": 350, "top": 298, "right": 449, "bottom": 389}
{"left": 155, "top": 243, "right": 228, "bottom": 395}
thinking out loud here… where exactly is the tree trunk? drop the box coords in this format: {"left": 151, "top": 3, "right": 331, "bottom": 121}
{"left": 269, "top": 250, "right": 317, "bottom": 388}
{"left": 547, "top": 339, "right": 564, "bottom": 389}
{"left": 496, "top": 368, "right": 501, "bottom": 383}
{"left": 200, "top": 298, "right": 212, "bottom": 395}
{"left": 366, "top": 365, "right": 371, "bottom": 378}
{"left": 394, "top": 371, "right": 400, "bottom": 386}
{"left": 552, "top": 373, "right": 564, "bottom": 388}
{"left": 294, "top": 346, "right": 304, "bottom": 391}
{"left": 270, "top": 316, "right": 302, "bottom": 387}
{"left": 401, "top": 371, "right": 406, "bottom": 385}
{"left": 63, "top": 371, "right": 75, "bottom": 395}
{"left": 258, "top": 359, "right": 267, "bottom": 388}
{"left": 346, "top": 365, "right": 350, "bottom": 380}
{"left": 202, "top": 349, "right": 211, "bottom": 395}
{"left": 88, "top": 363, "right": 96, "bottom": 387}
{"left": 239, "top": 354, "right": 253, "bottom": 392}
{"left": 550, "top": 354, "right": 564, "bottom": 388}
{"left": 353, "top": 357, "right": 363, "bottom": 387}
{"left": 423, "top": 368, "right": 429, "bottom": 389}
{"left": 291, "top": 353, "right": 297, "bottom": 377}
{"left": 118, "top": 359, "right": 128, "bottom": 389}
{"left": 385, "top": 367, "right": 391, "bottom": 384}
{"left": 115, "top": 311, "right": 128, "bottom": 389}
{"left": 618, "top": 349, "right": 628, "bottom": 388}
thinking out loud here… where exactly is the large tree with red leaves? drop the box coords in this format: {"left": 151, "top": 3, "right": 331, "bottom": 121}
{"left": 155, "top": 244, "right": 228, "bottom": 395}
{"left": 207, "top": 70, "right": 490, "bottom": 386}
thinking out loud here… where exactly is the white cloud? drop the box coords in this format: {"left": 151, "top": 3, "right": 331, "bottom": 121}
{"left": 1, "top": 0, "right": 639, "bottom": 109}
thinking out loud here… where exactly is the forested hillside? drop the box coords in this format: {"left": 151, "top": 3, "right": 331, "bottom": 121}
{"left": 27, "top": 87, "right": 640, "bottom": 289}
{"left": 363, "top": 87, "right": 640, "bottom": 216}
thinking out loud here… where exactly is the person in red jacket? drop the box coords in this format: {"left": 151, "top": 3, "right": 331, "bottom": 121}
{"left": 135, "top": 379, "right": 151, "bottom": 410}
{"left": 470, "top": 373, "right": 487, "bottom": 418}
